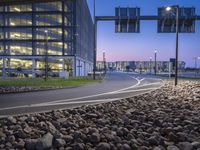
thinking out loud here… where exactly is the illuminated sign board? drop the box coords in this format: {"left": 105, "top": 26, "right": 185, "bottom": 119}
{"left": 158, "top": 7, "right": 195, "bottom": 33}
{"left": 115, "top": 7, "right": 140, "bottom": 33}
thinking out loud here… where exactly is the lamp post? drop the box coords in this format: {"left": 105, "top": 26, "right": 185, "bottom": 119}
{"left": 103, "top": 50, "right": 106, "bottom": 74}
{"left": 166, "top": 5, "right": 179, "bottom": 86}
{"left": 154, "top": 50, "right": 157, "bottom": 76}
{"left": 44, "top": 30, "right": 48, "bottom": 81}
{"left": 93, "top": 0, "right": 97, "bottom": 80}
{"left": 150, "top": 57, "right": 152, "bottom": 75}
{"left": 194, "top": 56, "right": 200, "bottom": 77}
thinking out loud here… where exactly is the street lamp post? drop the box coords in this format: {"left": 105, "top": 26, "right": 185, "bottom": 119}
{"left": 44, "top": 30, "right": 48, "bottom": 81}
{"left": 93, "top": 0, "right": 97, "bottom": 80}
{"left": 154, "top": 50, "right": 157, "bottom": 76}
{"left": 194, "top": 56, "right": 200, "bottom": 77}
{"left": 103, "top": 50, "right": 106, "bottom": 74}
{"left": 150, "top": 57, "right": 152, "bottom": 75}
{"left": 166, "top": 5, "right": 179, "bottom": 86}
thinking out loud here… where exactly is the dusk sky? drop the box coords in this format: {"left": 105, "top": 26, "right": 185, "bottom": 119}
{"left": 87, "top": 0, "right": 200, "bottom": 67}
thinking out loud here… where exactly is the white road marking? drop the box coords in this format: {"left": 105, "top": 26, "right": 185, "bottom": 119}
{"left": 113, "top": 87, "right": 159, "bottom": 94}
{"left": 0, "top": 99, "right": 118, "bottom": 111}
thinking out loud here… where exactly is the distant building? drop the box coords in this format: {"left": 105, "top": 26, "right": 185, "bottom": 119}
{"left": 97, "top": 61, "right": 186, "bottom": 73}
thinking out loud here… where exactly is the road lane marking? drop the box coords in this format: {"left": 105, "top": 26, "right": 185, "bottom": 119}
{"left": 113, "top": 87, "right": 159, "bottom": 94}
{"left": 0, "top": 99, "right": 118, "bottom": 111}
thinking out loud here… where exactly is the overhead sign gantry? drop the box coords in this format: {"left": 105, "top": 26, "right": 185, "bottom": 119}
{"left": 93, "top": 6, "right": 200, "bottom": 85}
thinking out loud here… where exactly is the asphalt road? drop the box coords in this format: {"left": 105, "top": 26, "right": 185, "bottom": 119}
{"left": 0, "top": 72, "right": 163, "bottom": 117}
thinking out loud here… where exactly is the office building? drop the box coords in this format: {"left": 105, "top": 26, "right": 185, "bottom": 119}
{"left": 0, "top": 0, "right": 94, "bottom": 78}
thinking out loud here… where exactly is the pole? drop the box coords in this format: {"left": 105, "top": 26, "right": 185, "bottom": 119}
{"left": 194, "top": 57, "right": 197, "bottom": 77}
{"left": 175, "top": 6, "right": 179, "bottom": 86}
{"left": 93, "top": 0, "right": 96, "bottom": 80}
{"left": 44, "top": 31, "right": 48, "bottom": 81}
{"left": 103, "top": 51, "right": 106, "bottom": 74}
{"left": 169, "top": 62, "right": 171, "bottom": 78}
{"left": 155, "top": 51, "right": 157, "bottom": 76}
{"left": 150, "top": 57, "right": 152, "bottom": 75}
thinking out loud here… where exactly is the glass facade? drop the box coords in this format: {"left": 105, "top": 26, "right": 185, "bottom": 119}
{"left": 0, "top": 0, "right": 94, "bottom": 77}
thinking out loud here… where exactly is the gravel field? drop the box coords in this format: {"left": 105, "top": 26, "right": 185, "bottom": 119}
{"left": 0, "top": 81, "right": 200, "bottom": 150}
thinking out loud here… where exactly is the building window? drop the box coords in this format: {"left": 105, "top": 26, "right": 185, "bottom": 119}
{"left": 64, "top": 1, "right": 73, "bottom": 12}
{"left": 0, "top": 7, "right": 3, "bottom": 12}
{"left": 36, "top": 42, "right": 62, "bottom": 55}
{"left": 0, "top": 42, "right": 3, "bottom": 55}
{"left": 10, "top": 59, "right": 32, "bottom": 69}
{"left": 9, "top": 4, "right": 32, "bottom": 12}
{"left": 0, "top": 28, "right": 3, "bottom": 39}
{"left": 0, "top": 15, "right": 3, "bottom": 26}
{"left": 8, "top": 42, "right": 32, "bottom": 55}
{"left": 36, "top": 14, "right": 62, "bottom": 26}
{"left": 6, "top": 14, "right": 32, "bottom": 26}
{"left": 35, "top": 28, "right": 62, "bottom": 40}
{"left": 64, "top": 42, "right": 73, "bottom": 55}
{"left": 65, "top": 16, "right": 72, "bottom": 26}
{"left": 64, "top": 29, "right": 72, "bottom": 40}
{"left": 35, "top": 2, "right": 62, "bottom": 12}
{"left": 6, "top": 28, "right": 32, "bottom": 39}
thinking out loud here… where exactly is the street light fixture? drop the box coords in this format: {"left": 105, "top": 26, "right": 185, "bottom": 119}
{"left": 166, "top": 5, "right": 179, "bottom": 86}
{"left": 154, "top": 50, "right": 157, "bottom": 76}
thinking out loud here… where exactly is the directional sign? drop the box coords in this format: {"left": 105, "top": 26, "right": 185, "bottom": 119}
{"left": 158, "top": 7, "right": 196, "bottom": 33}
{"left": 115, "top": 7, "right": 140, "bottom": 33}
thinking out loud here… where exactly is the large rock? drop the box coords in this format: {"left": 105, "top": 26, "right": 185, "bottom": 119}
{"left": 178, "top": 142, "right": 193, "bottom": 150}
{"left": 90, "top": 133, "right": 100, "bottom": 143}
{"left": 54, "top": 138, "right": 66, "bottom": 148}
{"left": 167, "top": 145, "right": 180, "bottom": 150}
{"left": 25, "top": 139, "right": 38, "bottom": 150}
{"left": 35, "top": 133, "right": 53, "bottom": 150}
{"left": 97, "top": 142, "right": 110, "bottom": 150}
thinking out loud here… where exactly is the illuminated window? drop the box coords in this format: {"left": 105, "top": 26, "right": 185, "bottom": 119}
{"left": 0, "top": 15, "right": 3, "bottom": 25}
{"left": 8, "top": 42, "right": 32, "bottom": 55}
{"left": 35, "top": 2, "right": 62, "bottom": 11}
{"left": 6, "top": 28, "right": 32, "bottom": 39}
{"left": 10, "top": 5, "right": 32, "bottom": 12}
{"left": 65, "top": 16, "right": 72, "bottom": 26}
{"left": 0, "top": 28, "right": 3, "bottom": 39}
{"left": 7, "top": 14, "right": 32, "bottom": 26}
{"left": 10, "top": 59, "right": 32, "bottom": 69}
{"left": 36, "top": 28, "right": 62, "bottom": 40}
{"left": 36, "top": 14, "right": 62, "bottom": 26}
{"left": 36, "top": 42, "right": 62, "bottom": 55}
{"left": 0, "top": 7, "right": 3, "bottom": 12}
{"left": 0, "top": 42, "right": 3, "bottom": 55}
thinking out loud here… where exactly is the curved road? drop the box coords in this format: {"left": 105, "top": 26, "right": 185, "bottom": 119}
{"left": 0, "top": 72, "right": 163, "bottom": 117}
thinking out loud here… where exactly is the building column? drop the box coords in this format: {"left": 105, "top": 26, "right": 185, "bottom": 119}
{"left": 32, "top": 59, "right": 36, "bottom": 78}
{"left": 2, "top": 58, "right": 6, "bottom": 79}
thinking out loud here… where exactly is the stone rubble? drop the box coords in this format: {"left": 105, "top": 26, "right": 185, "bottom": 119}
{"left": 0, "top": 80, "right": 200, "bottom": 149}
{"left": 0, "top": 86, "right": 64, "bottom": 94}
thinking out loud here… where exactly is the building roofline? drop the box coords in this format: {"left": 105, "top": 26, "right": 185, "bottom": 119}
{"left": 0, "top": 0, "right": 60, "bottom": 6}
